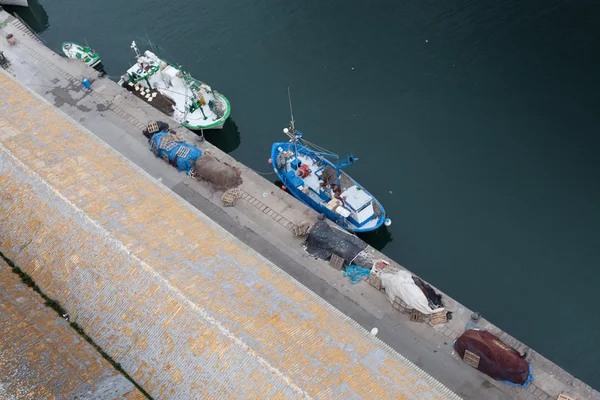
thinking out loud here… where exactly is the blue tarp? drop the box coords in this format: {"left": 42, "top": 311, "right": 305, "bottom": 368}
{"left": 499, "top": 363, "right": 534, "bottom": 388}
{"left": 149, "top": 131, "right": 202, "bottom": 173}
{"left": 344, "top": 265, "right": 371, "bottom": 284}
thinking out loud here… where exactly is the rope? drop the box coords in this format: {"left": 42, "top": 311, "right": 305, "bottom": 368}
{"left": 300, "top": 138, "right": 336, "bottom": 156}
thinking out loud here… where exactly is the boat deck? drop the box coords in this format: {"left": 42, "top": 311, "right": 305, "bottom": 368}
{"left": 283, "top": 151, "right": 382, "bottom": 231}
{"left": 122, "top": 81, "right": 175, "bottom": 116}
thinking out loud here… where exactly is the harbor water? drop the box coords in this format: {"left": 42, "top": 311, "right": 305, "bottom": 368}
{"left": 7, "top": 0, "right": 600, "bottom": 388}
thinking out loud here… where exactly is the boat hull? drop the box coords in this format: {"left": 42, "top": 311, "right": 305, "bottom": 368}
{"left": 61, "top": 42, "right": 102, "bottom": 69}
{"left": 0, "top": 0, "right": 28, "bottom": 6}
{"left": 181, "top": 94, "right": 230, "bottom": 130}
{"left": 271, "top": 141, "right": 386, "bottom": 233}
{"left": 120, "top": 49, "right": 231, "bottom": 131}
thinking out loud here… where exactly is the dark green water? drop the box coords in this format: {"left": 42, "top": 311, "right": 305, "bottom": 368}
{"left": 10, "top": 0, "right": 600, "bottom": 388}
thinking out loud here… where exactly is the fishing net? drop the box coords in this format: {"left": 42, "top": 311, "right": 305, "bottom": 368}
{"left": 321, "top": 166, "right": 337, "bottom": 185}
{"left": 149, "top": 131, "right": 202, "bottom": 174}
{"left": 193, "top": 154, "right": 242, "bottom": 190}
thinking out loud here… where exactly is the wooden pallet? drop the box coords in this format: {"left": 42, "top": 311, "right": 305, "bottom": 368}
{"left": 367, "top": 272, "right": 382, "bottom": 290}
{"left": 292, "top": 221, "right": 311, "bottom": 237}
{"left": 221, "top": 188, "right": 242, "bottom": 206}
{"left": 429, "top": 310, "right": 448, "bottom": 325}
{"left": 329, "top": 254, "right": 345, "bottom": 270}
{"left": 410, "top": 309, "right": 424, "bottom": 323}
{"left": 463, "top": 350, "right": 481, "bottom": 369}
{"left": 367, "top": 259, "right": 389, "bottom": 290}
{"left": 147, "top": 121, "right": 160, "bottom": 134}
{"left": 557, "top": 394, "right": 576, "bottom": 400}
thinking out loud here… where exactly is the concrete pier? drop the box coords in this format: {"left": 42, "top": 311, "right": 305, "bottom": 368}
{"left": 0, "top": 9, "right": 598, "bottom": 400}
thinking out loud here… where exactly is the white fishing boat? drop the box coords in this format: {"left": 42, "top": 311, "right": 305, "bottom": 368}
{"left": 118, "top": 41, "right": 230, "bottom": 130}
{"left": 61, "top": 42, "right": 102, "bottom": 69}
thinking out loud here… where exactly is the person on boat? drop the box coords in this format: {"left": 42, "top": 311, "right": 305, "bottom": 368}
{"left": 331, "top": 182, "right": 342, "bottom": 198}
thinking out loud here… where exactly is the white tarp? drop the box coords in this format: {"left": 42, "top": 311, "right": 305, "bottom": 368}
{"left": 380, "top": 270, "right": 445, "bottom": 315}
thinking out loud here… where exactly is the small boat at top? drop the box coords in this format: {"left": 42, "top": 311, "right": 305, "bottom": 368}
{"left": 61, "top": 42, "right": 102, "bottom": 69}
{"left": 271, "top": 92, "right": 389, "bottom": 233}
{"left": 118, "top": 41, "right": 230, "bottom": 130}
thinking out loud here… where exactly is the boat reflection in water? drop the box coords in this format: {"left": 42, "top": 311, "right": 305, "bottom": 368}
{"left": 202, "top": 118, "right": 241, "bottom": 154}
{"left": 2, "top": 0, "right": 49, "bottom": 34}
{"left": 357, "top": 224, "right": 393, "bottom": 252}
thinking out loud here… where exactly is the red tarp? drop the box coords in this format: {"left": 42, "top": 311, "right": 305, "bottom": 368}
{"left": 455, "top": 329, "right": 531, "bottom": 385}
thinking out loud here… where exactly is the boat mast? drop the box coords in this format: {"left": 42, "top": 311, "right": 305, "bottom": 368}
{"left": 286, "top": 87, "right": 301, "bottom": 159}
{"left": 288, "top": 87, "right": 295, "bottom": 133}
{"left": 145, "top": 28, "right": 154, "bottom": 53}
{"left": 131, "top": 41, "right": 140, "bottom": 58}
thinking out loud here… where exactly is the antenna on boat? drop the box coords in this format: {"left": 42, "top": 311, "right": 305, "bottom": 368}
{"left": 145, "top": 28, "right": 154, "bottom": 52}
{"left": 84, "top": 38, "right": 89, "bottom": 48}
{"left": 287, "top": 87, "right": 295, "bottom": 132}
{"left": 131, "top": 40, "right": 140, "bottom": 57}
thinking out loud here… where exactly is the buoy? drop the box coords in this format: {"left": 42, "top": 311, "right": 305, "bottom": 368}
{"left": 281, "top": 185, "right": 287, "bottom": 191}
{"left": 370, "top": 327, "right": 378, "bottom": 336}
{"left": 384, "top": 218, "right": 392, "bottom": 227}
{"left": 283, "top": 128, "right": 289, "bottom": 134}
{"left": 268, "top": 158, "right": 272, "bottom": 165}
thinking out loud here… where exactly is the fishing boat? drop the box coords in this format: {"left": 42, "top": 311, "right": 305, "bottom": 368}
{"left": 271, "top": 93, "right": 390, "bottom": 233}
{"left": 118, "top": 41, "right": 230, "bottom": 130}
{"left": 61, "top": 42, "right": 102, "bottom": 69}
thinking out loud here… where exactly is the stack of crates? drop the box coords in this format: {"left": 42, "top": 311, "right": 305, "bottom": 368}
{"left": 367, "top": 259, "right": 393, "bottom": 290}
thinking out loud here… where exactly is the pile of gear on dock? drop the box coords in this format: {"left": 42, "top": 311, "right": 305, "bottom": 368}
{"left": 303, "top": 220, "right": 535, "bottom": 387}
{"left": 304, "top": 221, "right": 449, "bottom": 322}
{"left": 143, "top": 121, "right": 241, "bottom": 189}
{"left": 454, "top": 328, "right": 534, "bottom": 387}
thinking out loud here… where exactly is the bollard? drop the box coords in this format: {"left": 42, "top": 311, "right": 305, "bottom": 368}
{"left": 81, "top": 78, "right": 91, "bottom": 89}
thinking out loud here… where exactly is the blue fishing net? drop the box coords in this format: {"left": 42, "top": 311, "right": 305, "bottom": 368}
{"left": 149, "top": 131, "right": 202, "bottom": 174}
{"left": 344, "top": 265, "right": 371, "bottom": 284}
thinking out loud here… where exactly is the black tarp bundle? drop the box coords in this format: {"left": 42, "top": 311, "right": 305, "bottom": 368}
{"left": 412, "top": 276, "right": 444, "bottom": 310}
{"left": 304, "top": 221, "right": 368, "bottom": 268}
{"left": 455, "top": 329, "right": 532, "bottom": 386}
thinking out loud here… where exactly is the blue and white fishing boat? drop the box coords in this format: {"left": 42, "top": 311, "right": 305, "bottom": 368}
{"left": 271, "top": 92, "right": 390, "bottom": 233}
